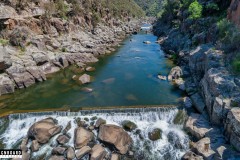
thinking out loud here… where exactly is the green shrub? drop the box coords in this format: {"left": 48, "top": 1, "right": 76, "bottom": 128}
{"left": 92, "top": 12, "right": 101, "bottom": 28}
{"left": 160, "top": 0, "right": 182, "bottom": 24}
{"left": 206, "top": 2, "right": 219, "bottom": 11}
{"left": 101, "top": 0, "right": 145, "bottom": 18}
{"left": 233, "top": 57, "right": 240, "bottom": 73}
{"left": 0, "top": 38, "right": 9, "bottom": 46}
{"left": 71, "top": 0, "right": 83, "bottom": 16}
{"left": 217, "top": 19, "right": 232, "bottom": 39}
{"left": 62, "top": 47, "right": 67, "bottom": 52}
{"left": 55, "top": 0, "right": 69, "bottom": 19}
{"left": 188, "top": 1, "right": 203, "bottom": 19}
{"left": 217, "top": 18, "right": 240, "bottom": 51}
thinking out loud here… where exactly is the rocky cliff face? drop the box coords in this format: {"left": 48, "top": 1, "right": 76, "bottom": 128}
{"left": 0, "top": 0, "right": 142, "bottom": 96}
{"left": 228, "top": 0, "right": 240, "bottom": 27}
{"left": 153, "top": 0, "right": 240, "bottom": 158}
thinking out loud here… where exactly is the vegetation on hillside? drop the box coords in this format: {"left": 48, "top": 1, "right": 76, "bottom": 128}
{"left": 5, "top": 0, "right": 144, "bottom": 21}
{"left": 134, "top": 0, "right": 167, "bottom": 17}
{"left": 188, "top": 1, "right": 203, "bottom": 19}
{"left": 155, "top": 0, "right": 240, "bottom": 73}
{"left": 100, "top": 0, "right": 145, "bottom": 18}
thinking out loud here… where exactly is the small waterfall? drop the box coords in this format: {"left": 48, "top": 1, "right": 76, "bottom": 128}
{"left": 0, "top": 107, "right": 189, "bottom": 160}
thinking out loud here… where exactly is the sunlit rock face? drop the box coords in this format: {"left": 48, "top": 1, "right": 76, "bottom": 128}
{"left": 228, "top": 0, "right": 240, "bottom": 28}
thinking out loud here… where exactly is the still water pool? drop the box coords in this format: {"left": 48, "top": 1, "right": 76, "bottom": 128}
{"left": 0, "top": 32, "right": 184, "bottom": 114}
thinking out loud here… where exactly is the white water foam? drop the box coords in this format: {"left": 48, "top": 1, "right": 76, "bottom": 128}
{"left": 0, "top": 108, "right": 189, "bottom": 160}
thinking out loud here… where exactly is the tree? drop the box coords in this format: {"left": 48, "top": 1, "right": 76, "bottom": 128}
{"left": 188, "top": 0, "right": 202, "bottom": 19}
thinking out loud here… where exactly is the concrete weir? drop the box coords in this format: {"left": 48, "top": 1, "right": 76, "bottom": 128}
{"left": 3, "top": 105, "right": 178, "bottom": 119}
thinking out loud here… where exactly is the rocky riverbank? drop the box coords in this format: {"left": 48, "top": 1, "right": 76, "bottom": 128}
{"left": 0, "top": 1, "right": 141, "bottom": 96}
{"left": 153, "top": 0, "right": 240, "bottom": 159}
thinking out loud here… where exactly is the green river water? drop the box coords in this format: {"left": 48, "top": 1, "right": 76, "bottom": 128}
{"left": 0, "top": 32, "right": 184, "bottom": 115}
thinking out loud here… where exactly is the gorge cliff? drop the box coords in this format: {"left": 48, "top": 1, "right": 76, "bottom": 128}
{"left": 153, "top": 0, "right": 240, "bottom": 159}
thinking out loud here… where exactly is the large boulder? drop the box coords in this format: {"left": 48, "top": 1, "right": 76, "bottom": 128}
{"left": 79, "top": 74, "right": 91, "bottom": 84}
{"left": 74, "top": 127, "right": 94, "bottom": 149}
{"left": 184, "top": 113, "right": 212, "bottom": 140}
{"left": 30, "top": 140, "right": 40, "bottom": 152}
{"left": 214, "top": 145, "right": 240, "bottom": 160}
{"left": 66, "top": 147, "right": 75, "bottom": 160}
{"left": 26, "top": 66, "right": 46, "bottom": 82}
{"left": 63, "top": 121, "right": 72, "bottom": 134}
{"left": 28, "top": 118, "right": 62, "bottom": 144}
{"left": 190, "top": 93, "right": 206, "bottom": 113}
{"left": 0, "top": 73, "right": 15, "bottom": 95}
{"left": 98, "top": 124, "right": 132, "bottom": 154}
{"left": 122, "top": 120, "right": 137, "bottom": 132}
{"left": 200, "top": 67, "right": 238, "bottom": 125}
{"left": 111, "top": 154, "right": 119, "bottom": 160}
{"left": 70, "top": 53, "right": 98, "bottom": 64}
{"left": 56, "top": 135, "right": 70, "bottom": 145}
{"left": 90, "top": 144, "right": 107, "bottom": 160}
{"left": 6, "top": 65, "right": 35, "bottom": 89}
{"left": 20, "top": 151, "right": 30, "bottom": 160}
{"left": 192, "top": 137, "right": 215, "bottom": 160}
{"left": 168, "top": 66, "right": 183, "bottom": 81}
{"left": 48, "top": 155, "right": 65, "bottom": 160}
{"left": 181, "top": 151, "right": 203, "bottom": 160}
{"left": 182, "top": 97, "right": 193, "bottom": 108}
{"left": 76, "top": 146, "right": 92, "bottom": 159}
{"left": 20, "top": 138, "right": 28, "bottom": 152}
{"left": 95, "top": 118, "right": 106, "bottom": 128}
{"left": 188, "top": 45, "right": 223, "bottom": 85}
{"left": 39, "top": 62, "right": 60, "bottom": 74}
{"left": 32, "top": 52, "right": 49, "bottom": 65}
{"left": 0, "top": 5, "right": 17, "bottom": 19}
{"left": 148, "top": 128, "right": 162, "bottom": 141}
{"left": 224, "top": 108, "right": 240, "bottom": 152}
{"left": 52, "top": 147, "right": 67, "bottom": 155}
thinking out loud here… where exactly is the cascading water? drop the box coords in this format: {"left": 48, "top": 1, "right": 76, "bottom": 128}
{"left": 0, "top": 107, "right": 189, "bottom": 160}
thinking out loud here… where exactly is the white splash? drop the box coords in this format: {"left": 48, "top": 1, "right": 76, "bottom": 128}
{"left": 0, "top": 108, "right": 189, "bottom": 160}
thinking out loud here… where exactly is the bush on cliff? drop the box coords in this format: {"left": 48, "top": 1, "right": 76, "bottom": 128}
{"left": 55, "top": 0, "right": 69, "bottom": 19}
{"left": 188, "top": 1, "right": 203, "bottom": 19}
{"left": 217, "top": 18, "right": 240, "bottom": 51}
{"left": 101, "top": 0, "right": 145, "bottom": 18}
{"left": 233, "top": 57, "right": 240, "bottom": 73}
{"left": 134, "top": 0, "right": 167, "bottom": 17}
{"left": 206, "top": 2, "right": 219, "bottom": 11}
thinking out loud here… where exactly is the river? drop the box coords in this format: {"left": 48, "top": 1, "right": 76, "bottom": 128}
{"left": 0, "top": 31, "right": 184, "bottom": 114}
{"left": 0, "top": 30, "right": 189, "bottom": 160}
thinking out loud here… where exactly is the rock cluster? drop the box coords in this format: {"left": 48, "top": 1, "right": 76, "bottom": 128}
{"left": 20, "top": 117, "right": 134, "bottom": 160}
